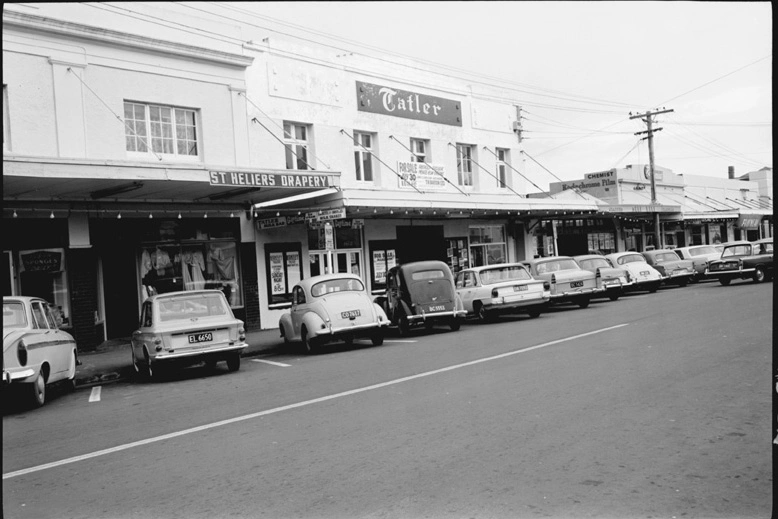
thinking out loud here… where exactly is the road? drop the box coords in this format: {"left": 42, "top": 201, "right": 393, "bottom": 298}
{"left": 3, "top": 280, "right": 773, "bottom": 519}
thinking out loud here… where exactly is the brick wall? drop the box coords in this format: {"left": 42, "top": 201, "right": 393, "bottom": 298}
{"left": 67, "top": 248, "right": 104, "bottom": 351}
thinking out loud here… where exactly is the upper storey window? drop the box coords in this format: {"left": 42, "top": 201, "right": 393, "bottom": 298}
{"left": 124, "top": 102, "right": 198, "bottom": 159}
{"left": 410, "top": 138, "right": 429, "bottom": 163}
{"left": 456, "top": 143, "right": 474, "bottom": 187}
{"left": 283, "top": 122, "right": 312, "bottom": 170}
{"left": 353, "top": 131, "right": 374, "bottom": 182}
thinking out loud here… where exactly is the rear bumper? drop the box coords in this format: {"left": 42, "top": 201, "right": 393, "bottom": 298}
{"left": 316, "top": 321, "right": 388, "bottom": 337}
{"left": 151, "top": 342, "right": 248, "bottom": 362}
{"left": 3, "top": 367, "right": 36, "bottom": 384}
{"left": 481, "top": 294, "right": 550, "bottom": 311}
{"left": 549, "top": 287, "right": 604, "bottom": 300}
{"left": 705, "top": 267, "right": 754, "bottom": 277}
{"left": 406, "top": 309, "right": 467, "bottom": 322}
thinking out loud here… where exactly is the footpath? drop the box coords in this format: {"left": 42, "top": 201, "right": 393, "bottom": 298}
{"left": 75, "top": 328, "right": 285, "bottom": 388}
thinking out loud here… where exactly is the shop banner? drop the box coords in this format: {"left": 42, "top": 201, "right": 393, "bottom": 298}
{"left": 356, "top": 81, "right": 462, "bottom": 126}
{"left": 737, "top": 215, "right": 762, "bottom": 229}
{"left": 269, "top": 253, "right": 285, "bottom": 295}
{"left": 397, "top": 161, "right": 447, "bottom": 191}
{"left": 19, "top": 249, "right": 62, "bottom": 273}
{"left": 306, "top": 207, "right": 346, "bottom": 222}
{"left": 209, "top": 171, "right": 336, "bottom": 189}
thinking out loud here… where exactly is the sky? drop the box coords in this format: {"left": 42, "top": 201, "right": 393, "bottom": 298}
{"left": 227, "top": 1, "right": 772, "bottom": 184}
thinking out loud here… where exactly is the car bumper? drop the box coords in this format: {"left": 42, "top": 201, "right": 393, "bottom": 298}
{"left": 150, "top": 342, "right": 248, "bottom": 362}
{"left": 549, "top": 287, "right": 604, "bottom": 299}
{"left": 3, "top": 367, "right": 36, "bottom": 384}
{"left": 705, "top": 267, "right": 754, "bottom": 277}
{"left": 406, "top": 309, "right": 467, "bottom": 322}
{"left": 317, "top": 321, "right": 388, "bottom": 337}
{"left": 482, "top": 294, "right": 550, "bottom": 311}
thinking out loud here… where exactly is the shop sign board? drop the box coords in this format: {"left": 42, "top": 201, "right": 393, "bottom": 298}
{"left": 209, "top": 171, "right": 336, "bottom": 189}
{"left": 308, "top": 218, "right": 363, "bottom": 230}
{"left": 737, "top": 215, "right": 762, "bottom": 229}
{"left": 258, "top": 216, "right": 287, "bottom": 229}
{"left": 20, "top": 249, "right": 62, "bottom": 273}
{"left": 356, "top": 81, "right": 462, "bottom": 126}
{"left": 396, "top": 161, "right": 447, "bottom": 191}
{"left": 305, "top": 207, "right": 346, "bottom": 222}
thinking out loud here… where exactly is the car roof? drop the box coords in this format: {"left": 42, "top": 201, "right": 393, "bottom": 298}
{"left": 524, "top": 255, "right": 574, "bottom": 264}
{"left": 643, "top": 249, "right": 678, "bottom": 254}
{"left": 394, "top": 260, "right": 450, "bottom": 271}
{"left": 145, "top": 289, "right": 226, "bottom": 303}
{"left": 3, "top": 296, "right": 49, "bottom": 304}
{"left": 296, "top": 273, "right": 364, "bottom": 290}
{"left": 572, "top": 254, "right": 607, "bottom": 261}
{"left": 460, "top": 263, "right": 528, "bottom": 273}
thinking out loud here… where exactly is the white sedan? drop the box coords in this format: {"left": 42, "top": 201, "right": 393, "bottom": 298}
{"left": 455, "top": 263, "right": 550, "bottom": 321}
{"left": 3, "top": 296, "right": 79, "bottom": 407}
{"left": 604, "top": 252, "right": 663, "bottom": 293}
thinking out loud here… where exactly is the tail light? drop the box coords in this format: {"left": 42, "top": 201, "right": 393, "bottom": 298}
{"left": 239, "top": 327, "right": 246, "bottom": 342}
{"left": 595, "top": 268, "right": 602, "bottom": 278}
{"left": 491, "top": 289, "right": 499, "bottom": 298}
{"left": 543, "top": 281, "right": 550, "bottom": 290}
{"left": 17, "top": 340, "right": 28, "bottom": 366}
{"left": 551, "top": 274, "right": 556, "bottom": 284}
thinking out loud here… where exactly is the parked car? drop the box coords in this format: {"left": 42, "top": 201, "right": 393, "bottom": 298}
{"left": 521, "top": 256, "right": 603, "bottom": 308}
{"left": 706, "top": 239, "right": 773, "bottom": 285}
{"left": 674, "top": 245, "right": 722, "bottom": 281}
{"left": 641, "top": 249, "right": 696, "bottom": 287}
{"left": 374, "top": 260, "right": 466, "bottom": 335}
{"left": 455, "top": 263, "right": 550, "bottom": 322}
{"left": 280, "top": 273, "right": 388, "bottom": 353}
{"left": 604, "top": 252, "right": 663, "bottom": 293}
{"left": 573, "top": 254, "right": 632, "bottom": 301}
{"left": 3, "top": 296, "right": 79, "bottom": 407}
{"left": 131, "top": 290, "right": 247, "bottom": 379}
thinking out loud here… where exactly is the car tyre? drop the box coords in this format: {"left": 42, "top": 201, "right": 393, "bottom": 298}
{"left": 527, "top": 308, "right": 542, "bottom": 318}
{"left": 140, "top": 346, "right": 154, "bottom": 381}
{"left": 226, "top": 352, "right": 241, "bottom": 372}
{"left": 449, "top": 317, "right": 461, "bottom": 331}
{"left": 677, "top": 278, "right": 689, "bottom": 288}
{"left": 344, "top": 335, "right": 354, "bottom": 347}
{"left": 576, "top": 296, "right": 591, "bottom": 309}
{"left": 719, "top": 277, "right": 732, "bottom": 286}
{"left": 753, "top": 266, "right": 765, "bottom": 284}
{"left": 29, "top": 370, "right": 46, "bottom": 407}
{"left": 398, "top": 315, "right": 411, "bottom": 337}
{"left": 608, "top": 292, "right": 620, "bottom": 301}
{"left": 65, "top": 352, "right": 78, "bottom": 392}
{"left": 648, "top": 282, "right": 660, "bottom": 293}
{"left": 371, "top": 332, "right": 384, "bottom": 346}
{"left": 301, "top": 326, "right": 318, "bottom": 354}
{"left": 476, "top": 303, "right": 494, "bottom": 323}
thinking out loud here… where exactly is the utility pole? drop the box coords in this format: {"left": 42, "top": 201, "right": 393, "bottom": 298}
{"left": 631, "top": 108, "right": 673, "bottom": 250}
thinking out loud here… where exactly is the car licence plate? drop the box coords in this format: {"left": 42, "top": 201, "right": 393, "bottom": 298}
{"left": 428, "top": 305, "right": 445, "bottom": 312}
{"left": 513, "top": 285, "right": 528, "bottom": 292}
{"left": 188, "top": 332, "right": 213, "bottom": 344}
{"left": 570, "top": 281, "right": 584, "bottom": 288}
{"left": 341, "top": 310, "right": 361, "bottom": 319}
{"left": 640, "top": 271, "right": 650, "bottom": 276}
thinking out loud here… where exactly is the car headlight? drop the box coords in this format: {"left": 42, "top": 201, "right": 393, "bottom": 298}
{"left": 17, "top": 340, "right": 28, "bottom": 366}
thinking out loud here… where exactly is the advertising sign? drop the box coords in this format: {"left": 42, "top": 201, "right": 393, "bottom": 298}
{"left": 269, "top": 253, "right": 285, "bottom": 296}
{"left": 737, "top": 215, "right": 762, "bottom": 229}
{"left": 397, "top": 161, "right": 447, "bottom": 191}
{"left": 305, "top": 207, "right": 346, "bottom": 222}
{"left": 19, "top": 250, "right": 62, "bottom": 273}
{"left": 356, "top": 81, "right": 462, "bottom": 126}
{"left": 209, "top": 171, "right": 335, "bottom": 189}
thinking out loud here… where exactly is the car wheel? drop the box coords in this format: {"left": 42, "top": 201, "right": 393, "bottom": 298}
{"left": 141, "top": 346, "right": 154, "bottom": 381}
{"left": 753, "top": 267, "right": 765, "bottom": 284}
{"left": 371, "top": 332, "right": 384, "bottom": 346}
{"left": 204, "top": 359, "right": 218, "bottom": 371}
{"left": 226, "top": 352, "right": 241, "bottom": 372}
{"left": 608, "top": 292, "right": 620, "bottom": 301}
{"left": 719, "top": 277, "right": 731, "bottom": 286}
{"left": 678, "top": 278, "right": 688, "bottom": 288}
{"left": 301, "top": 326, "right": 317, "bottom": 354}
{"left": 449, "top": 317, "right": 461, "bottom": 331}
{"left": 648, "top": 282, "right": 660, "bottom": 293}
{"left": 29, "top": 370, "right": 46, "bottom": 407}
{"left": 398, "top": 315, "right": 411, "bottom": 336}
{"left": 528, "top": 308, "right": 542, "bottom": 318}
{"left": 344, "top": 335, "right": 354, "bottom": 347}
{"left": 576, "top": 296, "right": 590, "bottom": 309}
{"left": 475, "top": 303, "right": 494, "bottom": 323}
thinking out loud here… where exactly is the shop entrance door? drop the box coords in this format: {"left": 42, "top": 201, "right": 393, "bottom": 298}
{"left": 102, "top": 245, "right": 139, "bottom": 339}
{"left": 309, "top": 250, "right": 363, "bottom": 278}
{"left": 396, "top": 226, "right": 446, "bottom": 264}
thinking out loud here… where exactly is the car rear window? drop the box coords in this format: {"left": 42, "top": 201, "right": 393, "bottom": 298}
{"left": 3, "top": 302, "right": 27, "bottom": 328}
{"left": 578, "top": 258, "right": 610, "bottom": 270}
{"left": 722, "top": 245, "right": 752, "bottom": 258}
{"left": 411, "top": 270, "right": 446, "bottom": 281}
{"left": 479, "top": 266, "right": 531, "bottom": 285}
{"left": 535, "top": 259, "right": 579, "bottom": 274}
{"left": 158, "top": 294, "right": 229, "bottom": 322}
{"left": 655, "top": 253, "right": 680, "bottom": 263}
{"left": 689, "top": 246, "right": 716, "bottom": 256}
{"left": 312, "top": 278, "right": 365, "bottom": 296}
{"left": 617, "top": 254, "right": 646, "bottom": 265}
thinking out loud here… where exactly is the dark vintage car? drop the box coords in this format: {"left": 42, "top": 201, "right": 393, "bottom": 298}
{"left": 706, "top": 239, "right": 773, "bottom": 285}
{"left": 374, "top": 260, "right": 466, "bottom": 335}
{"left": 641, "top": 249, "right": 696, "bottom": 287}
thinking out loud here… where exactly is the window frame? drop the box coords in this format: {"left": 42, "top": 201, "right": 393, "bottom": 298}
{"left": 283, "top": 121, "right": 312, "bottom": 170}
{"left": 496, "top": 148, "right": 509, "bottom": 188}
{"left": 353, "top": 131, "right": 375, "bottom": 182}
{"left": 265, "top": 243, "right": 304, "bottom": 307}
{"left": 124, "top": 101, "right": 200, "bottom": 161}
{"left": 410, "top": 138, "right": 429, "bottom": 163}
{"left": 456, "top": 143, "right": 474, "bottom": 187}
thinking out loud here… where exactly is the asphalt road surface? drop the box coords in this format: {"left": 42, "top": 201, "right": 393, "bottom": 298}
{"left": 3, "top": 279, "right": 772, "bottom": 519}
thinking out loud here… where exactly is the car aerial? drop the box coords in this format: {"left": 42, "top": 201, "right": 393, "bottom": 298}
{"left": 521, "top": 256, "right": 603, "bottom": 308}
{"left": 280, "top": 273, "right": 388, "bottom": 353}
{"left": 455, "top": 263, "right": 550, "bottom": 322}
{"left": 604, "top": 252, "right": 663, "bottom": 293}
{"left": 641, "top": 249, "right": 696, "bottom": 287}
{"left": 131, "top": 290, "right": 248, "bottom": 379}
{"left": 674, "top": 245, "right": 722, "bottom": 281}
{"left": 374, "top": 260, "right": 466, "bottom": 335}
{"left": 573, "top": 254, "right": 632, "bottom": 301}
{"left": 705, "top": 239, "right": 773, "bottom": 285}
{"left": 3, "top": 296, "right": 79, "bottom": 407}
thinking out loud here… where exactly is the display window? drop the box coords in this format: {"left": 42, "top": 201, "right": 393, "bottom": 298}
{"left": 368, "top": 240, "right": 397, "bottom": 293}
{"left": 469, "top": 226, "right": 506, "bottom": 267}
{"left": 265, "top": 243, "right": 302, "bottom": 307}
{"left": 17, "top": 248, "right": 71, "bottom": 328}
{"left": 445, "top": 237, "right": 468, "bottom": 273}
{"left": 140, "top": 241, "right": 242, "bottom": 308}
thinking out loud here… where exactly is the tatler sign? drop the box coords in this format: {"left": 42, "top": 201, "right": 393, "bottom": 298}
{"left": 356, "top": 81, "right": 462, "bottom": 126}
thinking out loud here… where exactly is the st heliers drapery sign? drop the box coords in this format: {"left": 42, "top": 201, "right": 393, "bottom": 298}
{"left": 209, "top": 171, "right": 336, "bottom": 189}
{"left": 356, "top": 81, "right": 462, "bottom": 126}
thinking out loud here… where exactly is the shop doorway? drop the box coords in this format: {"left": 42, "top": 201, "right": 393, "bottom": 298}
{"left": 102, "top": 245, "right": 139, "bottom": 339}
{"left": 396, "top": 226, "right": 446, "bottom": 264}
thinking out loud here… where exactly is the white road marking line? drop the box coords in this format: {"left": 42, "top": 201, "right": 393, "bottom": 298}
{"left": 251, "top": 359, "right": 291, "bottom": 367}
{"left": 3, "top": 323, "right": 627, "bottom": 480}
{"left": 88, "top": 387, "right": 101, "bottom": 403}
{"left": 382, "top": 340, "right": 418, "bottom": 343}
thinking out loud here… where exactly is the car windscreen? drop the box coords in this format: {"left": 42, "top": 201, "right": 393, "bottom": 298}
{"left": 722, "top": 245, "right": 752, "bottom": 258}
{"left": 689, "top": 246, "right": 717, "bottom": 256}
{"left": 312, "top": 278, "right": 365, "bottom": 296}
{"left": 158, "top": 294, "right": 229, "bottom": 322}
{"left": 578, "top": 258, "right": 610, "bottom": 270}
{"left": 3, "top": 302, "right": 27, "bottom": 328}
{"left": 410, "top": 270, "right": 446, "bottom": 281}
{"left": 617, "top": 254, "right": 646, "bottom": 265}
{"left": 479, "top": 266, "right": 531, "bottom": 285}
{"left": 535, "top": 259, "right": 579, "bottom": 274}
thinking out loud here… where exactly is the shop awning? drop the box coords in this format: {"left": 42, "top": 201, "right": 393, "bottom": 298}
{"left": 3, "top": 157, "right": 341, "bottom": 217}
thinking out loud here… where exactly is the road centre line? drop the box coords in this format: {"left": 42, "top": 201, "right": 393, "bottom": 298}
{"left": 3, "top": 323, "right": 627, "bottom": 480}
{"left": 251, "top": 359, "right": 291, "bottom": 367}
{"left": 88, "top": 387, "right": 101, "bottom": 403}
{"left": 381, "top": 340, "right": 418, "bottom": 343}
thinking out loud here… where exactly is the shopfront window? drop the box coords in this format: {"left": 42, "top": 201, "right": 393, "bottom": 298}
{"left": 690, "top": 225, "right": 703, "bottom": 246}
{"left": 445, "top": 237, "right": 469, "bottom": 274}
{"left": 17, "top": 248, "right": 71, "bottom": 328}
{"left": 265, "top": 243, "right": 302, "bottom": 307}
{"left": 308, "top": 221, "right": 364, "bottom": 279}
{"left": 369, "top": 240, "right": 397, "bottom": 293}
{"left": 140, "top": 241, "right": 242, "bottom": 308}
{"left": 469, "top": 226, "right": 506, "bottom": 267}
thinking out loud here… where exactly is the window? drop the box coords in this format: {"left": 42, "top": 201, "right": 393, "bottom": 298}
{"left": 496, "top": 148, "right": 509, "bottom": 188}
{"left": 469, "top": 226, "right": 506, "bottom": 267}
{"left": 265, "top": 243, "right": 303, "bottom": 306}
{"left": 3, "top": 85, "right": 10, "bottom": 151}
{"left": 283, "top": 122, "right": 311, "bottom": 170}
{"left": 410, "top": 138, "right": 429, "bottom": 162}
{"left": 456, "top": 144, "right": 474, "bottom": 186}
{"left": 369, "top": 240, "right": 397, "bottom": 293}
{"left": 445, "top": 237, "right": 468, "bottom": 273}
{"left": 124, "top": 102, "right": 198, "bottom": 158}
{"left": 353, "top": 131, "right": 374, "bottom": 181}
